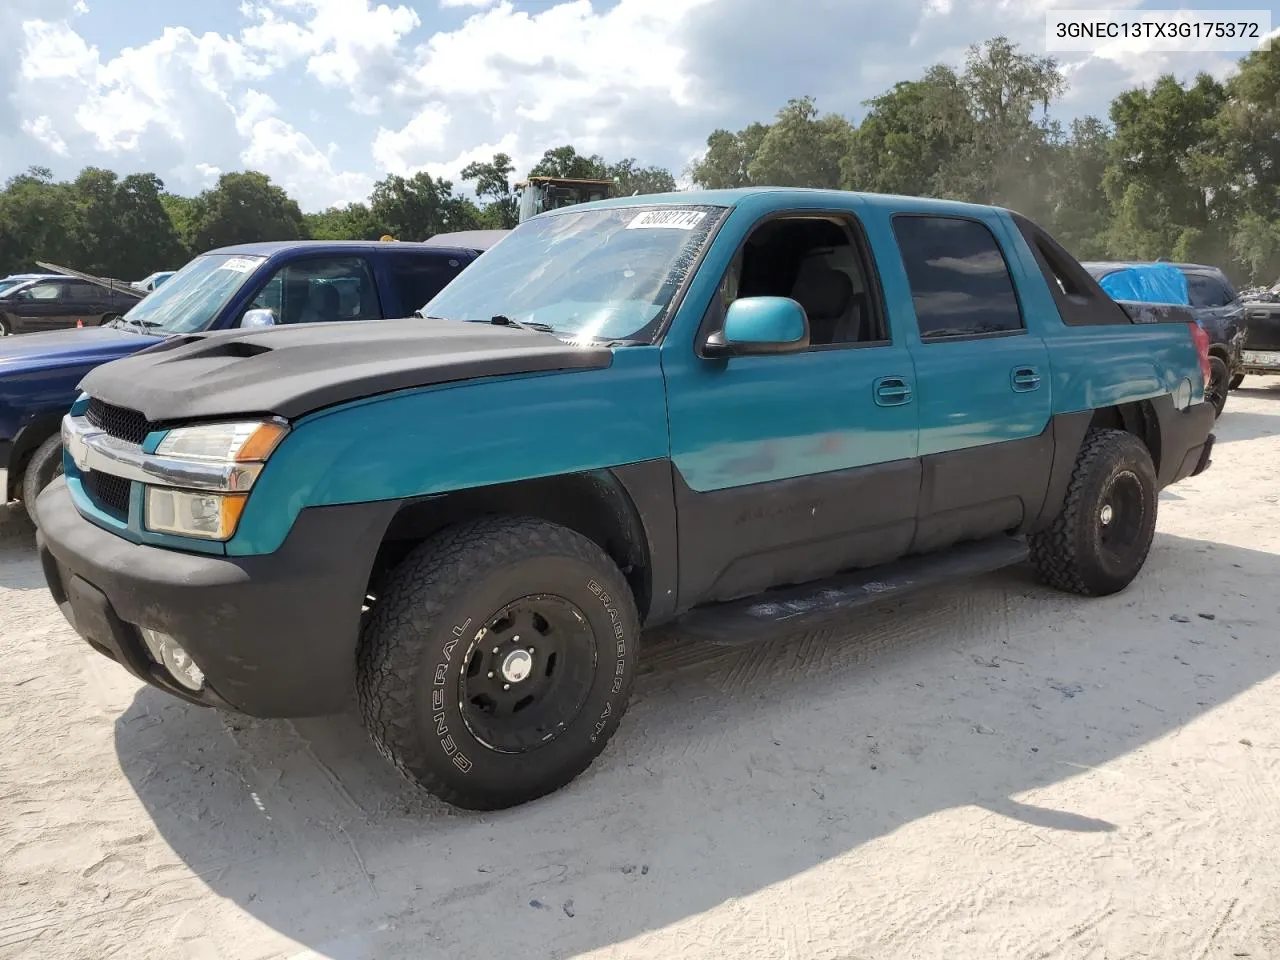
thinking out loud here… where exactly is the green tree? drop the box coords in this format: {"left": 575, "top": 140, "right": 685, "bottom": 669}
{"left": 528, "top": 145, "right": 609, "bottom": 180}
{"left": 70, "top": 168, "right": 184, "bottom": 279}
{"left": 934, "top": 37, "right": 1066, "bottom": 219}
{"left": 841, "top": 67, "right": 972, "bottom": 196}
{"left": 607, "top": 158, "right": 677, "bottom": 196}
{"left": 0, "top": 167, "right": 83, "bottom": 275}
{"left": 461, "top": 152, "right": 518, "bottom": 229}
{"left": 186, "top": 171, "right": 306, "bottom": 252}
{"left": 369, "top": 171, "right": 481, "bottom": 240}
{"left": 1043, "top": 117, "right": 1113, "bottom": 257}
{"left": 304, "top": 202, "right": 387, "bottom": 240}
{"left": 745, "top": 97, "right": 855, "bottom": 189}
{"left": 1102, "top": 73, "right": 1227, "bottom": 261}
{"left": 689, "top": 123, "right": 771, "bottom": 189}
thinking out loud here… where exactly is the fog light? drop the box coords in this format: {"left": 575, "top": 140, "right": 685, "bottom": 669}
{"left": 139, "top": 627, "right": 206, "bottom": 692}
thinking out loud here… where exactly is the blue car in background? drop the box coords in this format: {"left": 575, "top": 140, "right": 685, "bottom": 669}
{"left": 1, "top": 237, "right": 500, "bottom": 522}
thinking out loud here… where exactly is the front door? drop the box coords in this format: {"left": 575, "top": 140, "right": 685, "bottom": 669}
{"left": 662, "top": 208, "right": 921, "bottom": 608}
{"left": 12, "top": 279, "right": 71, "bottom": 332}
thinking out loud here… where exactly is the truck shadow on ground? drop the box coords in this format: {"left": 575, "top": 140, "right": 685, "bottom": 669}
{"left": 113, "top": 531, "right": 1279, "bottom": 959}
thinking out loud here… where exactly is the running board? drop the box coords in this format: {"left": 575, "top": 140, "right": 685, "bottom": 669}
{"left": 672, "top": 536, "right": 1030, "bottom": 646}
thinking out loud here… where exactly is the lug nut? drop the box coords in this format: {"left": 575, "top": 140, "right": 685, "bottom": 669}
{"left": 487, "top": 672, "right": 494, "bottom": 678}
{"left": 503, "top": 684, "right": 510, "bottom": 691}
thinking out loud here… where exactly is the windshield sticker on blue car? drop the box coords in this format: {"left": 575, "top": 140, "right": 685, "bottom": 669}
{"left": 625, "top": 210, "right": 707, "bottom": 231}
{"left": 218, "top": 257, "right": 262, "bottom": 273}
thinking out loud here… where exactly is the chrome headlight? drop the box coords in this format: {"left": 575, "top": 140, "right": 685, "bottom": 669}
{"left": 154, "top": 420, "right": 288, "bottom": 463}
{"left": 143, "top": 419, "right": 288, "bottom": 541}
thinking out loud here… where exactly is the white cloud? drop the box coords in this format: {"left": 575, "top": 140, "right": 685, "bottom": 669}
{"left": 240, "top": 0, "right": 420, "bottom": 111}
{"left": 371, "top": 103, "right": 452, "bottom": 172}
{"left": 21, "top": 115, "right": 69, "bottom": 156}
{"left": 2, "top": 0, "right": 1266, "bottom": 212}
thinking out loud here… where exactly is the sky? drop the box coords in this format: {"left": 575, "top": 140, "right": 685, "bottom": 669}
{"left": 0, "top": 0, "right": 1271, "bottom": 212}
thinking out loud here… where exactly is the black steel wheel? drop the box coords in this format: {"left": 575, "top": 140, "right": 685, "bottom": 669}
{"left": 1030, "top": 428, "right": 1157, "bottom": 597}
{"left": 458, "top": 595, "right": 598, "bottom": 755}
{"left": 1206, "top": 356, "right": 1229, "bottom": 418}
{"left": 357, "top": 516, "right": 640, "bottom": 811}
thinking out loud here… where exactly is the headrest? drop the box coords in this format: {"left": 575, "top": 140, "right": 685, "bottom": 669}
{"left": 791, "top": 261, "right": 853, "bottom": 322}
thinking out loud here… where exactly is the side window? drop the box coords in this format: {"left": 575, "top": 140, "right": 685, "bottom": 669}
{"left": 244, "top": 256, "right": 380, "bottom": 326}
{"left": 64, "top": 281, "right": 99, "bottom": 302}
{"left": 705, "top": 215, "right": 888, "bottom": 347}
{"left": 1186, "top": 273, "right": 1231, "bottom": 309}
{"left": 388, "top": 254, "right": 468, "bottom": 316}
{"left": 892, "top": 216, "right": 1024, "bottom": 340}
{"left": 25, "top": 282, "right": 62, "bottom": 301}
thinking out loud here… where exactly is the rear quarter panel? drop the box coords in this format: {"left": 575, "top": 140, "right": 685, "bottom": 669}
{"left": 225, "top": 347, "right": 670, "bottom": 555}
{"left": 994, "top": 212, "right": 1203, "bottom": 411}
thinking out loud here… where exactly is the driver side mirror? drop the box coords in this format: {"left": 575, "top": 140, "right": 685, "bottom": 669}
{"left": 701, "top": 296, "right": 810, "bottom": 359}
{"left": 241, "top": 308, "right": 277, "bottom": 329}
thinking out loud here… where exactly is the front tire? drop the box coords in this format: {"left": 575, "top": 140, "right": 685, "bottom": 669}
{"left": 1206, "top": 356, "right": 1229, "bottom": 418}
{"left": 22, "top": 433, "right": 65, "bottom": 524}
{"left": 0, "top": 314, "right": 10, "bottom": 336}
{"left": 1229, "top": 373, "right": 1245, "bottom": 391}
{"left": 1029, "top": 428, "right": 1158, "bottom": 597}
{"left": 357, "top": 517, "right": 640, "bottom": 811}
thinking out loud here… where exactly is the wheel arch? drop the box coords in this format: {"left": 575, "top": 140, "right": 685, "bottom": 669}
{"left": 1088, "top": 400, "right": 1162, "bottom": 474}
{"left": 1031, "top": 400, "right": 1163, "bottom": 534}
{"left": 9, "top": 413, "right": 64, "bottom": 500}
{"left": 367, "top": 466, "right": 671, "bottom": 624}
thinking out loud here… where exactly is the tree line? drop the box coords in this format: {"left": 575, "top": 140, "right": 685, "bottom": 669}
{"left": 1, "top": 37, "right": 1276, "bottom": 285}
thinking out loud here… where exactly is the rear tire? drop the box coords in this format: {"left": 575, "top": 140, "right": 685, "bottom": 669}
{"left": 357, "top": 516, "right": 640, "bottom": 811}
{"left": 1206, "top": 356, "right": 1229, "bottom": 418}
{"left": 1229, "top": 373, "right": 1245, "bottom": 391}
{"left": 1029, "top": 428, "right": 1157, "bottom": 597}
{"left": 0, "top": 315, "right": 10, "bottom": 336}
{"left": 22, "top": 433, "right": 65, "bottom": 525}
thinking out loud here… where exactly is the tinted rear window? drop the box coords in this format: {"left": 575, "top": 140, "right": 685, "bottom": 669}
{"left": 891, "top": 215, "right": 1024, "bottom": 340}
{"left": 388, "top": 254, "right": 469, "bottom": 316}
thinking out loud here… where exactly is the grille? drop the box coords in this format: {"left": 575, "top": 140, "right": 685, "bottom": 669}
{"left": 84, "top": 471, "right": 131, "bottom": 520}
{"left": 85, "top": 397, "right": 153, "bottom": 446}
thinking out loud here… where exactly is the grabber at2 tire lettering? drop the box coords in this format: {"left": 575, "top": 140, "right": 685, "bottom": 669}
{"left": 1029, "top": 427, "right": 1158, "bottom": 598}
{"left": 356, "top": 516, "right": 640, "bottom": 811}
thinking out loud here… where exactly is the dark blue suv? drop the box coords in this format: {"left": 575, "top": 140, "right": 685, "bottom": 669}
{"left": 1, "top": 238, "right": 496, "bottom": 521}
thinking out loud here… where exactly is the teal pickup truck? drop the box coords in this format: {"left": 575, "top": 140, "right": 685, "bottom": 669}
{"left": 36, "top": 188, "right": 1216, "bottom": 810}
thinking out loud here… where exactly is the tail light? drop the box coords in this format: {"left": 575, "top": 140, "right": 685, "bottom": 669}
{"left": 1188, "top": 322, "right": 1211, "bottom": 386}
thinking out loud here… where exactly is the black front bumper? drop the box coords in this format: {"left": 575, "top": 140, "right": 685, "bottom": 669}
{"left": 35, "top": 477, "right": 400, "bottom": 717}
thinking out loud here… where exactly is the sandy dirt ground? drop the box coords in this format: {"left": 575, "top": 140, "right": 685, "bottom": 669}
{"left": 3, "top": 389, "right": 1280, "bottom": 960}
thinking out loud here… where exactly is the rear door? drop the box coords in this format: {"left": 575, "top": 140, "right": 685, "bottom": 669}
{"left": 62, "top": 279, "right": 105, "bottom": 327}
{"left": 888, "top": 213, "right": 1053, "bottom": 553}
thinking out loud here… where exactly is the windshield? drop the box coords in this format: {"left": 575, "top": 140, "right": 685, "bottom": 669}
{"left": 116, "top": 254, "right": 265, "bottom": 334}
{"left": 423, "top": 204, "right": 727, "bottom": 343}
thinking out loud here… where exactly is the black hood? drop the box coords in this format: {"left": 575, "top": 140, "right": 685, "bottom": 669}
{"left": 78, "top": 317, "right": 613, "bottom": 422}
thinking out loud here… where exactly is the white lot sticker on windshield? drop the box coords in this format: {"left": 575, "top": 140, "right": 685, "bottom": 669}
{"left": 626, "top": 210, "right": 707, "bottom": 231}
{"left": 218, "top": 257, "right": 260, "bottom": 273}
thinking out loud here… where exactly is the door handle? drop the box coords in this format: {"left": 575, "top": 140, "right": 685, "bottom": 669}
{"left": 874, "top": 376, "right": 913, "bottom": 406}
{"left": 1011, "top": 366, "right": 1042, "bottom": 392}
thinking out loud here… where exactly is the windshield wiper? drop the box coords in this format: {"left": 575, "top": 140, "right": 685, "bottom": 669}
{"left": 489, "top": 314, "right": 556, "bottom": 333}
